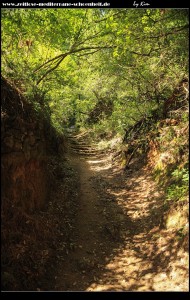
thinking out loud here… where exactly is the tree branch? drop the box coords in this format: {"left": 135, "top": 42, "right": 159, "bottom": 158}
{"left": 74, "top": 49, "right": 101, "bottom": 57}
{"left": 34, "top": 53, "right": 67, "bottom": 72}
{"left": 130, "top": 50, "right": 151, "bottom": 57}
{"left": 36, "top": 56, "right": 66, "bottom": 85}
{"left": 35, "top": 45, "right": 114, "bottom": 84}
{"left": 74, "top": 30, "right": 104, "bottom": 47}
{"left": 149, "top": 24, "right": 189, "bottom": 39}
{"left": 71, "top": 45, "right": 114, "bottom": 54}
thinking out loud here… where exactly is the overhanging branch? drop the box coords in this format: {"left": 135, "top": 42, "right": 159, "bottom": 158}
{"left": 35, "top": 45, "right": 114, "bottom": 84}
{"left": 36, "top": 56, "right": 65, "bottom": 85}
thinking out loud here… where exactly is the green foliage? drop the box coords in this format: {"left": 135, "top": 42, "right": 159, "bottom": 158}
{"left": 1, "top": 8, "right": 189, "bottom": 137}
{"left": 166, "top": 167, "right": 189, "bottom": 203}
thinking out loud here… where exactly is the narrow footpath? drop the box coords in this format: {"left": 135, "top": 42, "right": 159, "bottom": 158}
{"left": 49, "top": 132, "right": 188, "bottom": 291}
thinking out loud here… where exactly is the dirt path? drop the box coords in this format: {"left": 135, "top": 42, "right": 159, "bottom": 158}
{"left": 50, "top": 134, "right": 188, "bottom": 291}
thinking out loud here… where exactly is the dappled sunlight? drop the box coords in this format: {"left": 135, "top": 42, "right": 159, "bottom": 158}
{"left": 92, "top": 163, "right": 165, "bottom": 224}
{"left": 83, "top": 155, "right": 188, "bottom": 291}
{"left": 87, "top": 159, "right": 104, "bottom": 165}
{"left": 88, "top": 163, "right": 112, "bottom": 172}
{"left": 87, "top": 157, "right": 112, "bottom": 172}
{"left": 86, "top": 227, "right": 189, "bottom": 291}
{"left": 52, "top": 132, "right": 189, "bottom": 292}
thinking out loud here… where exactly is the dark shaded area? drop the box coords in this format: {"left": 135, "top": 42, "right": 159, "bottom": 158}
{"left": 86, "top": 98, "right": 113, "bottom": 125}
{"left": 1, "top": 76, "right": 68, "bottom": 291}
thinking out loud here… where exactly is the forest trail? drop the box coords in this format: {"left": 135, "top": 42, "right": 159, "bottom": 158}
{"left": 51, "top": 132, "right": 188, "bottom": 292}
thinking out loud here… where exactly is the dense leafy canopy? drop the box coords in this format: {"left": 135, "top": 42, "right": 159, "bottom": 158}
{"left": 1, "top": 8, "right": 189, "bottom": 135}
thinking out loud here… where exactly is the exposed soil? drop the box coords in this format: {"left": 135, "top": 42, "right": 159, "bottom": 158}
{"left": 44, "top": 132, "right": 189, "bottom": 292}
